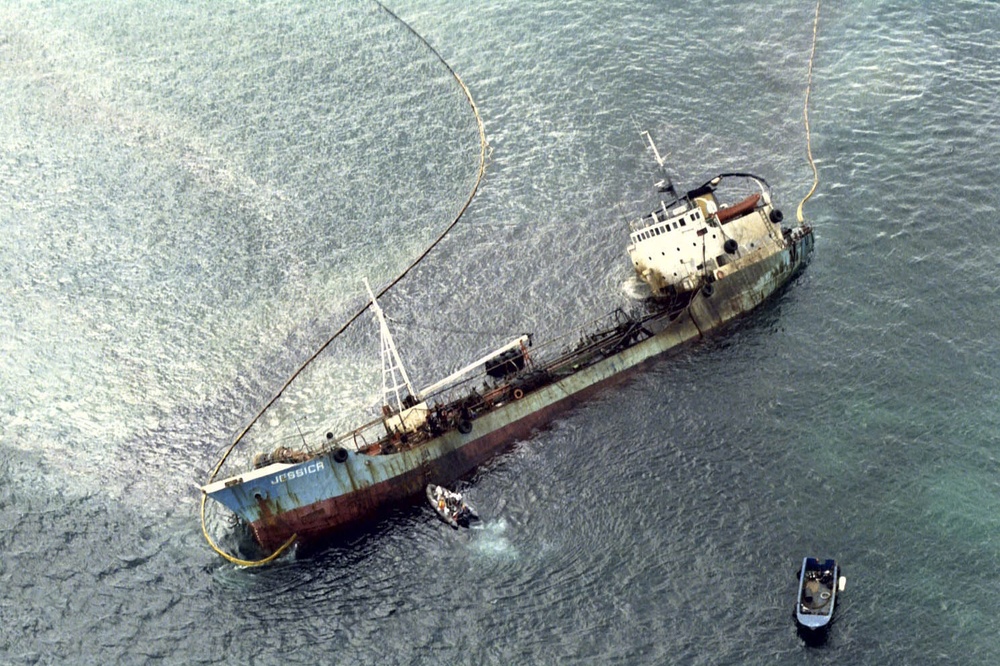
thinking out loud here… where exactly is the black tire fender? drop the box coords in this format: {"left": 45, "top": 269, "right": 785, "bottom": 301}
{"left": 769, "top": 208, "right": 784, "bottom": 224}
{"left": 333, "top": 447, "right": 349, "bottom": 463}
{"left": 458, "top": 420, "right": 473, "bottom": 434}
{"left": 724, "top": 238, "right": 738, "bottom": 254}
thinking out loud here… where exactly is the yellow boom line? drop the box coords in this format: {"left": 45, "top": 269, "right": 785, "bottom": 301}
{"left": 797, "top": 0, "right": 822, "bottom": 224}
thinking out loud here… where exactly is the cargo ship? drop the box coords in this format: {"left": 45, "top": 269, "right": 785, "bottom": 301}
{"left": 201, "top": 135, "right": 814, "bottom": 556}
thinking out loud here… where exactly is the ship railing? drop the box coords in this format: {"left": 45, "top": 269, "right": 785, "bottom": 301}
{"left": 712, "top": 172, "right": 774, "bottom": 208}
{"left": 301, "top": 307, "right": 662, "bottom": 458}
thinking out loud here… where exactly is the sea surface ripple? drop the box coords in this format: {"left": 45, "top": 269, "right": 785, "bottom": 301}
{"left": 2, "top": 1, "right": 999, "bottom": 664}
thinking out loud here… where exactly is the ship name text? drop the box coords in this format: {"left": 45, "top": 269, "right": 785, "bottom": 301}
{"left": 271, "top": 461, "right": 325, "bottom": 485}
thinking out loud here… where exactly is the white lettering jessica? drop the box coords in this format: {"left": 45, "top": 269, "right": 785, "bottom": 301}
{"left": 271, "top": 461, "right": 326, "bottom": 485}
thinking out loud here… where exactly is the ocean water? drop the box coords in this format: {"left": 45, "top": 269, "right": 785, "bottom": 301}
{"left": 2, "top": 1, "right": 999, "bottom": 663}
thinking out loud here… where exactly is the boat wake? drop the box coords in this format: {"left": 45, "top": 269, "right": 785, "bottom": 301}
{"left": 469, "top": 517, "right": 517, "bottom": 561}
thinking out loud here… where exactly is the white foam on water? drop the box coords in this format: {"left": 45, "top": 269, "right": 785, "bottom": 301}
{"left": 621, "top": 275, "right": 653, "bottom": 301}
{"left": 469, "top": 517, "right": 519, "bottom": 561}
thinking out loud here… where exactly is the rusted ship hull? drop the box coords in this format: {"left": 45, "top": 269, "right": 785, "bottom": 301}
{"left": 205, "top": 229, "right": 813, "bottom": 553}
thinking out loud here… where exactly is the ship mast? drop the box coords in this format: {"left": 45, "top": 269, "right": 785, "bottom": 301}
{"left": 364, "top": 279, "right": 418, "bottom": 414}
{"left": 642, "top": 130, "right": 678, "bottom": 199}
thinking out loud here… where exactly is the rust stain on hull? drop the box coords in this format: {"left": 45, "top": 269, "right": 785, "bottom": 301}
{"left": 222, "top": 231, "right": 815, "bottom": 554}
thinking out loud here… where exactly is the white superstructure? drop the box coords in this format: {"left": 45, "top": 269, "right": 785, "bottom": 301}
{"left": 626, "top": 135, "right": 788, "bottom": 297}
